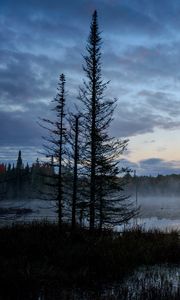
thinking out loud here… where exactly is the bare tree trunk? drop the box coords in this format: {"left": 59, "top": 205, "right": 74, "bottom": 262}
{"left": 72, "top": 115, "right": 80, "bottom": 229}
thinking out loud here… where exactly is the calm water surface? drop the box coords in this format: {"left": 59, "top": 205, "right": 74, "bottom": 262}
{"left": 2, "top": 198, "right": 180, "bottom": 231}
{"left": 31, "top": 265, "right": 180, "bottom": 299}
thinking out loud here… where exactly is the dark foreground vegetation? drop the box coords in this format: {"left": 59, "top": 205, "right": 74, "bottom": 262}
{"left": 0, "top": 221, "right": 180, "bottom": 299}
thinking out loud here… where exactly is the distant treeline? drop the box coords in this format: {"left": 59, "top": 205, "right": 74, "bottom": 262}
{"left": 126, "top": 173, "right": 180, "bottom": 196}
{"left": 1, "top": 152, "right": 180, "bottom": 200}
{"left": 0, "top": 151, "right": 54, "bottom": 200}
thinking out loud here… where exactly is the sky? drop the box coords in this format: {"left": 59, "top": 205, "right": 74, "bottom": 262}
{"left": 1, "top": 0, "right": 180, "bottom": 175}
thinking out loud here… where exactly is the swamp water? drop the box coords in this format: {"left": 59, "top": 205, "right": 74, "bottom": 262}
{"left": 38, "top": 265, "right": 180, "bottom": 299}
{"left": 2, "top": 197, "right": 180, "bottom": 231}
{"left": 2, "top": 265, "right": 180, "bottom": 300}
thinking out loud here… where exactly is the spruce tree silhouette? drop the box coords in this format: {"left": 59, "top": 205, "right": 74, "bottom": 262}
{"left": 79, "top": 11, "right": 137, "bottom": 229}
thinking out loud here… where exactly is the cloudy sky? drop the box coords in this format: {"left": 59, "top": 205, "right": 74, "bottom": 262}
{"left": 1, "top": 0, "right": 180, "bottom": 175}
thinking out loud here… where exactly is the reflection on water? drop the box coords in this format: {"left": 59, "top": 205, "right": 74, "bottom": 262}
{"left": 2, "top": 199, "right": 180, "bottom": 231}
{"left": 137, "top": 217, "right": 180, "bottom": 231}
{"left": 6, "top": 265, "right": 178, "bottom": 300}
{"left": 116, "top": 217, "right": 180, "bottom": 232}
{"left": 37, "top": 265, "right": 180, "bottom": 299}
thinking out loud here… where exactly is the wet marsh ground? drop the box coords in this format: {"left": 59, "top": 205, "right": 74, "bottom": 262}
{"left": 1, "top": 222, "right": 180, "bottom": 299}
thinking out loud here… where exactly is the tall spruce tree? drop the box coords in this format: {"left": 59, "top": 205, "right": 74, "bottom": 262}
{"left": 41, "top": 74, "right": 67, "bottom": 229}
{"left": 79, "top": 11, "right": 136, "bottom": 230}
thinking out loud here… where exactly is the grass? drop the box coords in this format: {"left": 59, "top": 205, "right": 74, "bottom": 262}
{"left": 0, "top": 221, "right": 180, "bottom": 298}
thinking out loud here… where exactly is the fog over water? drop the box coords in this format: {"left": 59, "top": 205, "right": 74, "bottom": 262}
{"left": 1, "top": 194, "right": 180, "bottom": 230}
{"left": 124, "top": 194, "right": 180, "bottom": 231}
{"left": 139, "top": 196, "right": 180, "bottom": 219}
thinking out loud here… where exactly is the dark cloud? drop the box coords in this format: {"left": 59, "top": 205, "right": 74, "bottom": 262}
{"left": 0, "top": 0, "right": 180, "bottom": 169}
{"left": 139, "top": 158, "right": 180, "bottom": 176}
{"left": 110, "top": 99, "right": 180, "bottom": 138}
{"left": 0, "top": 50, "right": 56, "bottom": 104}
{"left": 119, "top": 157, "right": 180, "bottom": 176}
{"left": 0, "top": 47, "right": 81, "bottom": 156}
{"left": 104, "top": 42, "right": 180, "bottom": 88}
{"left": 119, "top": 159, "right": 138, "bottom": 172}
{"left": 0, "top": 110, "right": 43, "bottom": 146}
{"left": 138, "top": 90, "right": 180, "bottom": 117}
